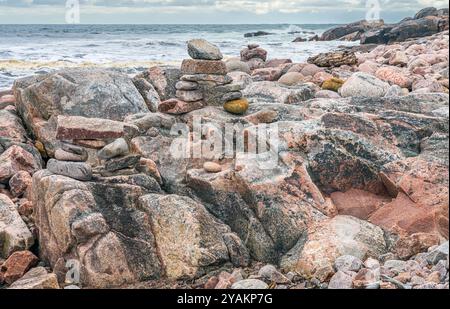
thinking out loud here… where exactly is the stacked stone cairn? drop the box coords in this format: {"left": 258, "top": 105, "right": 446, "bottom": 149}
{"left": 49, "top": 115, "right": 143, "bottom": 180}
{"left": 159, "top": 39, "right": 249, "bottom": 115}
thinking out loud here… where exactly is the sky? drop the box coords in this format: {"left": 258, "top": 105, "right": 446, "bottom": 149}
{"left": 0, "top": 0, "right": 448, "bottom": 24}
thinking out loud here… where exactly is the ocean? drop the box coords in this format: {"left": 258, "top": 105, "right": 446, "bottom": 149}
{"left": 0, "top": 24, "right": 358, "bottom": 90}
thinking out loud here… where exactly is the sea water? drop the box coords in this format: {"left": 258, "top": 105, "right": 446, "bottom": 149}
{"left": 0, "top": 24, "right": 358, "bottom": 90}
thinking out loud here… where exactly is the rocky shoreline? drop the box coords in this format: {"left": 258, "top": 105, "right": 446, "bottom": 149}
{"left": 1, "top": 7, "right": 449, "bottom": 290}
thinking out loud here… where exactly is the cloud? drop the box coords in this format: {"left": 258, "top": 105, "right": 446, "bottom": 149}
{"left": 0, "top": 0, "right": 448, "bottom": 23}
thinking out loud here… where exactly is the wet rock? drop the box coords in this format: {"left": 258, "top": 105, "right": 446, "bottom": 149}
{"left": 0, "top": 251, "right": 38, "bottom": 284}
{"left": 340, "top": 72, "right": 390, "bottom": 97}
{"left": 244, "top": 31, "right": 272, "bottom": 38}
{"left": 231, "top": 279, "right": 268, "bottom": 289}
{"left": 0, "top": 194, "right": 34, "bottom": 258}
{"left": 320, "top": 20, "right": 385, "bottom": 41}
{"left": 47, "top": 159, "right": 93, "bottom": 181}
{"left": 187, "top": 39, "right": 223, "bottom": 60}
{"left": 8, "top": 267, "right": 60, "bottom": 289}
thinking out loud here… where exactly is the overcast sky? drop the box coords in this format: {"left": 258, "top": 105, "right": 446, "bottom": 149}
{"left": 0, "top": 0, "right": 448, "bottom": 24}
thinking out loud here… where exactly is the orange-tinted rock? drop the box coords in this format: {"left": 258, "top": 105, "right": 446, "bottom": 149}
{"left": 331, "top": 189, "right": 390, "bottom": 220}
{"left": 0, "top": 251, "right": 38, "bottom": 284}
{"left": 369, "top": 158, "right": 448, "bottom": 239}
{"left": 376, "top": 67, "right": 412, "bottom": 88}
{"left": 394, "top": 233, "right": 441, "bottom": 259}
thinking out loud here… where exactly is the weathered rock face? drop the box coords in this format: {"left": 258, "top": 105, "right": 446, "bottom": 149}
{"left": 32, "top": 171, "right": 163, "bottom": 288}
{"left": 13, "top": 69, "right": 148, "bottom": 156}
{"left": 139, "top": 194, "right": 249, "bottom": 279}
{"left": 0, "top": 194, "right": 34, "bottom": 258}
{"left": 281, "top": 216, "right": 388, "bottom": 282}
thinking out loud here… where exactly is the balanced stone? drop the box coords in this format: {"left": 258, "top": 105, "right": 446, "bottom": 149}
{"left": 222, "top": 92, "right": 243, "bottom": 102}
{"left": 61, "top": 143, "right": 88, "bottom": 157}
{"left": 104, "top": 155, "right": 141, "bottom": 172}
{"left": 47, "top": 159, "right": 92, "bottom": 181}
{"left": 181, "top": 74, "right": 232, "bottom": 85}
{"left": 175, "top": 81, "right": 198, "bottom": 91}
{"left": 181, "top": 59, "right": 227, "bottom": 75}
{"left": 54, "top": 149, "right": 87, "bottom": 162}
{"left": 187, "top": 39, "right": 223, "bottom": 60}
{"left": 97, "top": 138, "right": 129, "bottom": 160}
{"left": 56, "top": 116, "right": 128, "bottom": 140}
{"left": 176, "top": 90, "right": 203, "bottom": 102}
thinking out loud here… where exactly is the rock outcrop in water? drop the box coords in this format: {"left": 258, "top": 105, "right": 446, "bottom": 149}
{"left": 320, "top": 7, "right": 449, "bottom": 44}
{"left": 0, "top": 9, "right": 449, "bottom": 290}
